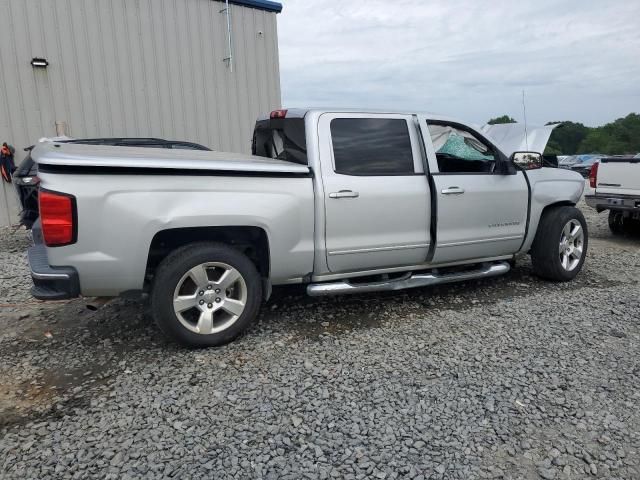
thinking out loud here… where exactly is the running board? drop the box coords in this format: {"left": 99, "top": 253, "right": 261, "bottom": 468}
{"left": 307, "top": 261, "right": 511, "bottom": 297}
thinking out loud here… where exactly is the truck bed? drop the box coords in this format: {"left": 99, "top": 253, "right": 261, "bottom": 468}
{"left": 31, "top": 142, "right": 310, "bottom": 175}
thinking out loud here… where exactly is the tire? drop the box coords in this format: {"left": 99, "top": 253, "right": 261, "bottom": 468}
{"left": 608, "top": 210, "right": 625, "bottom": 235}
{"left": 530, "top": 206, "right": 588, "bottom": 281}
{"left": 151, "top": 242, "right": 262, "bottom": 347}
{"left": 608, "top": 210, "right": 639, "bottom": 235}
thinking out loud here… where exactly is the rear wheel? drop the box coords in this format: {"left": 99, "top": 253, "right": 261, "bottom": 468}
{"left": 151, "top": 242, "right": 262, "bottom": 347}
{"left": 531, "top": 206, "right": 588, "bottom": 281}
{"left": 608, "top": 210, "right": 639, "bottom": 235}
{"left": 608, "top": 210, "right": 625, "bottom": 235}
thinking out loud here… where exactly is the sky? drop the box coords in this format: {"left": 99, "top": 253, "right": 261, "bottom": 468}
{"left": 276, "top": 0, "right": 640, "bottom": 127}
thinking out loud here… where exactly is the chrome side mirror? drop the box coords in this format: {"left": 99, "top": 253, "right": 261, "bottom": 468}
{"left": 511, "top": 151, "right": 543, "bottom": 170}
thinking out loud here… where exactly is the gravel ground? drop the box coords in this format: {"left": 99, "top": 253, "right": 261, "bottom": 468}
{"left": 1, "top": 199, "right": 639, "bottom": 480}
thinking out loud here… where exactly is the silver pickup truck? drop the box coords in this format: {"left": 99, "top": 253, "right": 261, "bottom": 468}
{"left": 29, "top": 109, "right": 587, "bottom": 347}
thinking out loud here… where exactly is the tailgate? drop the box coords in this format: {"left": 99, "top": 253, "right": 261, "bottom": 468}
{"left": 596, "top": 158, "right": 640, "bottom": 196}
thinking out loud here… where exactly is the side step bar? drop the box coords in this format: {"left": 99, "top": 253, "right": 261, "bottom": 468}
{"left": 307, "top": 261, "right": 510, "bottom": 297}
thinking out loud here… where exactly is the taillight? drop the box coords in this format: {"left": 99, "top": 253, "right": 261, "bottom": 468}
{"left": 270, "top": 109, "right": 288, "bottom": 119}
{"left": 589, "top": 162, "right": 599, "bottom": 188}
{"left": 39, "top": 190, "right": 77, "bottom": 246}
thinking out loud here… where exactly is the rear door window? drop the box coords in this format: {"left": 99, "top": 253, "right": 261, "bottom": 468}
{"left": 330, "top": 118, "right": 415, "bottom": 176}
{"left": 252, "top": 118, "right": 307, "bottom": 165}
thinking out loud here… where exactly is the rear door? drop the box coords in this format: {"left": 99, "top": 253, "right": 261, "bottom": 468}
{"left": 419, "top": 117, "right": 529, "bottom": 264}
{"left": 318, "top": 113, "right": 431, "bottom": 273}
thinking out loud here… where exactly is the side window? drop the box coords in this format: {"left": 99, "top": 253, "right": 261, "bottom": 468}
{"left": 330, "top": 118, "right": 415, "bottom": 176}
{"left": 252, "top": 118, "right": 308, "bottom": 165}
{"left": 427, "top": 123, "right": 496, "bottom": 173}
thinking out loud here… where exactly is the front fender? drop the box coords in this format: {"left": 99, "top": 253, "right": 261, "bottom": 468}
{"left": 519, "top": 168, "right": 585, "bottom": 253}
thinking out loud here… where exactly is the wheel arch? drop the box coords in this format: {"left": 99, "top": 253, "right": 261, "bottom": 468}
{"left": 540, "top": 200, "right": 576, "bottom": 215}
{"left": 145, "top": 226, "right": 270, "bottom": 288}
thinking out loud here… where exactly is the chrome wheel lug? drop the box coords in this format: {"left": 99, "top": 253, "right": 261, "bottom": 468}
{"left": 207, "top": 303, "right": 213, "bottom": 308}
{"left": 207, "top": 285, "right": 213, "bottom": 290}
{"left": 215, "top": 288, "right": 221, "bottom": 294}
{"left": 198, "top": 290, "right": 204, "bottom": 296}
{"left": 215, "top": 297, "right": 221, "bottom": 303}
{"left": 199, "top": 300, "right": 204, "bottom": 305}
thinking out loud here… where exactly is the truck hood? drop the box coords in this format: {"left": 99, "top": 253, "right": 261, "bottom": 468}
{"left": 480, "top": 123, "right": 559, "bottom": 157}
{"left": 31, "top": 142, "right": 310, "bottom": 175}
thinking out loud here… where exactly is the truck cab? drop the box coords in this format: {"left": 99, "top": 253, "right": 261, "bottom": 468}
{"left": 254, "top": 109, "right": 582, "bottom": 285}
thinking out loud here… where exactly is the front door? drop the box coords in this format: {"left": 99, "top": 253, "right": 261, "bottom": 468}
{"left": 419, "top": 118, "right": 529, "bottom": 264}
{"left": 318, "top": 113, "right": 431, "bottom": 273}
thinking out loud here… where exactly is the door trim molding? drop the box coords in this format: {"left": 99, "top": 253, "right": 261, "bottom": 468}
{"left": 438, "top": 235, "right": 522, "bottom": 248}
{"left": 328, "top": 243, "right": 430, "bottom": 256}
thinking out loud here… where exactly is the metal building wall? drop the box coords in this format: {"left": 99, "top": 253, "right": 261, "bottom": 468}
{"left": 0, "top": 0, "right": 281, "bottom": 226}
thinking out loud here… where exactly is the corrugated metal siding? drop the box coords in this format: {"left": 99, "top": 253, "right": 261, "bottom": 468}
{"left": 0, "top": 0, "right": 281, "bottom": 226}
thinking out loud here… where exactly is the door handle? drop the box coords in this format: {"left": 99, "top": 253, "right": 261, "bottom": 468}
{"left": 329, "top": 190, "right": 360, "bottom": 199}
{"left": 441, "top": 186, "right": 465, "bottom": 195}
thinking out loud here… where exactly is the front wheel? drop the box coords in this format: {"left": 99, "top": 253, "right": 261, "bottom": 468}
{"left": 530, "top": 206, "right": 588, "bottom": 281}
{"left": 151, "top": 242, "right": 262, "bottom": 347}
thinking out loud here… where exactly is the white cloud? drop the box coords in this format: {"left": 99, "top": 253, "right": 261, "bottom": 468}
{"left": 277, "top": 0, "right": 640, "bottom": 126}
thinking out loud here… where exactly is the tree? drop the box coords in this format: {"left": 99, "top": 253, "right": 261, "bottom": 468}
{"left": 487, "top": 115, "right": 517, "bottom": 125}
{"left": 486, "top": 113, "right": 640, "bottom": 155}
{"left": 578, "top": 114, "right": 640, "bottom": 154}
{"left": 543, "top": 144, "right": 562, "bottom": 155}
{"left": 544, "top": 121, "right": 589, "bottom": 155}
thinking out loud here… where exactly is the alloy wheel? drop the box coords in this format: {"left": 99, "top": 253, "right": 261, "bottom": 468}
{"left": 172, "top": 262, "right": 247, "bottom": 334}
{"left": 559, "top": 219, "right": 584, "bottom": 272}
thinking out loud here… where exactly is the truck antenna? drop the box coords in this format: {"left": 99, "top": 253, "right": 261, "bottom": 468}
{"left": 522, "top": 90, "right": 529, "bottom": 150}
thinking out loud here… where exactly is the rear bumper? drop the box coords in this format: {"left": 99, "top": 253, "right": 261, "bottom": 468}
{"left": 28, "top": 227, "right": 80, "bottom": 300}
{"left": 585, "top": 194, "right": 640, "bottom": 213}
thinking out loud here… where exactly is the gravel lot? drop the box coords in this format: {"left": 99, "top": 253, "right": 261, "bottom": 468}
{"left": 1, "top": 199, "right": 639, "bottom": 480}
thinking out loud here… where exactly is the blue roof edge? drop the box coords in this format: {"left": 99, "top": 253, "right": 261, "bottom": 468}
{"left": 225, "top": 0, "right": 283, "bottom": 13}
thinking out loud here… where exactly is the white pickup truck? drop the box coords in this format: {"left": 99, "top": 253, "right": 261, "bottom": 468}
{"left": 29, "top": 109, "right": 587, "bottom": 347}
{"left": 585, "top": 155, "right": 640, "bottom": 233}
